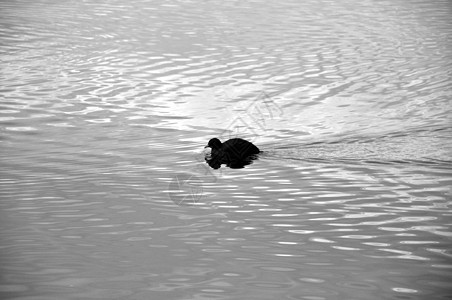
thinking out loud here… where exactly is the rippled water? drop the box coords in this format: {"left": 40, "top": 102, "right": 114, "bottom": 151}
{"left": 1, "top": 0, "right": 452, "bottom": 299}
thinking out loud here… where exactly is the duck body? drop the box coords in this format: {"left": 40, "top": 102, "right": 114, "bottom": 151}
{"left": 205, "top": 138, "right": 260, "bottom": 169}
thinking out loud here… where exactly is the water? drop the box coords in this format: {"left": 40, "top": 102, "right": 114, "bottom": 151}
{"left": 1, "top": 0, "right": 451, "bottom": 299}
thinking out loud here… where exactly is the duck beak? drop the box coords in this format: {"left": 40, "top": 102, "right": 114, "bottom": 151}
{"left": 203, "top": 146, "right": 212, "bottom": 153}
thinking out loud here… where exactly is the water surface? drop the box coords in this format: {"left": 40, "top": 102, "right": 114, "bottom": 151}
{"left": 1, "top": 0, "right": 452, "bottom": 299}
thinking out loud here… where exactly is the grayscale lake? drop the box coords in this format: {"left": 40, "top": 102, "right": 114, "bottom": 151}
{"left": 1, "top": 0, "right": 451, "bottom": 299}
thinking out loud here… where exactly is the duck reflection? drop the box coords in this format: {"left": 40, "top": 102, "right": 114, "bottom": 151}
{"left": 204, "top": 138, "right": 260, "bottom": 169}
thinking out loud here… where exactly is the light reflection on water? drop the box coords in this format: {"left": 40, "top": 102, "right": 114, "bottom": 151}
{"left": 1, "top": 0, "right": 452, "bottom": 299}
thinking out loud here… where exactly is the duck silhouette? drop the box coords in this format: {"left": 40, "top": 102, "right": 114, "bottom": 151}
{"left": 204, "top": 138, "right": 260, "bottom": 169}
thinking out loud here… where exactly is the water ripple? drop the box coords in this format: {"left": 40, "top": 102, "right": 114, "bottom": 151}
{"left": 1, "top": 0, "right": 452, "bottom": 299}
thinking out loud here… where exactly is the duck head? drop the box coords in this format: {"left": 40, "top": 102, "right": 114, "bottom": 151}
{"left": 206, "top": 138, "right": 222, "bottom": 150}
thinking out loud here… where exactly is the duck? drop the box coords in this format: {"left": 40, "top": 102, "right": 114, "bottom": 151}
{"left": 204, "top": 138, "right": 260, "bottom": 169}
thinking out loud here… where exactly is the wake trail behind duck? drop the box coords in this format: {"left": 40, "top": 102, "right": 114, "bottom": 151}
{"left": 261, "top": 126, "right": 452, "bottom": 169}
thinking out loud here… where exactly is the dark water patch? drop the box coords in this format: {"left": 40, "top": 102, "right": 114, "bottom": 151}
{"left": 272, "top": 156, "right": 452, "bottom": 170}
